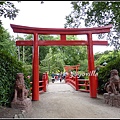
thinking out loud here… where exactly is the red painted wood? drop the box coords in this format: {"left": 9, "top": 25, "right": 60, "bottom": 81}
{"left": 64, "top": 65, "right": 80, "bottom": 73}
{"left": 42, "top": 73, "right": 46, "bottom": 92}
{"left": 32, "top": 33, "right": 39, "bottom": 101}
{"left": 30, "top": 72, "right": 48, "bottom": 95}
{"left": 10, "top": 24, "right": 112, "bottom": 35}
{"left": 16, "top": 40, "right": 108, "bottom": 46}
{"left": 16, "top": 41, "right": 33, "bottom": 46}
{"left": 60, "top": 35, "right": 66, "bottom": 41}
{"left": 10, "top": 24, "right": 112, "bottom": 100}
{"left": 75, "top": 76, "right": 79, "bottom": 91}
{"left": 78, "top": 79, "right": 90, "bottom": 92}
{"left": 87, "top": 33, "right": 97, "bottom": 98}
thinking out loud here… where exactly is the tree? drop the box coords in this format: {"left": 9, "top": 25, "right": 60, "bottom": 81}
{"left": 0, "top": 1, "right": 20, "bottom": 25}
{"left": 41, "top": 48, "right": 65, "bottom": 74}
{"left": 94, "top": 50, "right": 120, "bottom": 66}
{"left": 0, "top": 1, "right": 21, "bottom": 58}
{"left": 0, "top": 26, "right": 18, "bottom": 57}
{"left": 51, "top": 35, "right": 87, "bottom": 66}
{"left": 14, "top": 34, "right": 54, "bottom": 64}
{"left": 0, "top": 1, "right": 20, "bottom": 57}
{"left": 40, "top": 35, "right": 88, "bottom": 74}
{"left": 64, "top": 1, "right": 120, "bottom": 50}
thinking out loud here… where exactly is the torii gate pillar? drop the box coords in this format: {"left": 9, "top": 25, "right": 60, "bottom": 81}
{"left": 87, "top": 33, "right": 97, "bottom": 97}
{"left": 32, "top": 33, "right": 39, "bottom": 100}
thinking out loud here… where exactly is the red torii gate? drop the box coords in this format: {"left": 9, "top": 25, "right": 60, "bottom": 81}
{"left": 10, "top": 24, "right": 112, "bottom": 101}
{"left": 64, "top": 64, "right": 80, "bottom": 75}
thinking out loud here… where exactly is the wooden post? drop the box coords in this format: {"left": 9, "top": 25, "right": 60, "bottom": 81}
{"left": 32, "top": 33, "right": 39, "bottom": 101}
{"left": 87, "top": 33, "right": 97, "bottom": 98}
{"left": 43, "top": 73, "right": 47, "bottom": 92}
{"left": 75, "top": 75, "right": 79, "bottom": 91}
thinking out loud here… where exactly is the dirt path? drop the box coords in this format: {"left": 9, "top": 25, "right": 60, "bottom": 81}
{"left": 26, "top": 80, "right": 120, "bottom": 119}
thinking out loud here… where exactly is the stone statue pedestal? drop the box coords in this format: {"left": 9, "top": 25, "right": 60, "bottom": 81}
{"left": 11, "top": 98, "right": 32, "bottom": 112}
{"left": 103, "top": 93, "right": 120, "bottom": 107}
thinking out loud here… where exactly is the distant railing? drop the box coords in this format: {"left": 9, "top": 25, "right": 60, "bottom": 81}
{"left": 65, "top": 75, "right": 90, "bottom": 92}
{"left": 78, "top": 79, "right": 90, "bottom": 92}
{"left": 65, "top": 75, "right": 99, "bottom": 93}
{"left": 30, "top": 72, "right": 49, "bottom": 95}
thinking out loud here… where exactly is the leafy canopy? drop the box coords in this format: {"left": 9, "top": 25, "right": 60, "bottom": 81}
{"left": 64, "top": 1, "right": 120, "bottom": 50}
{"left": 0, "top": 1, "right": 20, "bottom": 25}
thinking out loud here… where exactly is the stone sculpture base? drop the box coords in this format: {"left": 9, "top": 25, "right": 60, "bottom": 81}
{"left": 103, "top": 93, "right": 120, "bottom": 107}
{"left": 11, "top": 98, "right": 32, "bottom": 112}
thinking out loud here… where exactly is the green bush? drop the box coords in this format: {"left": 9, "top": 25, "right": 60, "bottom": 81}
{"left": 0, "top": 50, "right": 30, "bottom": 107}
{"left": 97, "top": 56, "right": 120, "bottom": 94}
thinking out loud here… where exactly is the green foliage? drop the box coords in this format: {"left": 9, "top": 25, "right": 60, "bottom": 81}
{"left": 19, "top": 34, "right": 88, "bottom": 76}
{"left": 0, "top": 1, "right": 20, "bottom": 25}
{"left": 0, "top": 25, "right": 18, "bottom": 57}
{"left": 40, "top": 39, "right": 88, "bottom": 75}
{"left": 61, "top": 46, "right": 87, "bottom": 65}
{"left": 50, "top": 35, "right": 87, "bottom": 67}
{"left": 22, "top": 64, "right": 32, "bottom": 76}
{"left": 65, "top": 1, "right": 89, "bottom": 28}
{"left": 15, "top": 34, "right": 51, "bottom": 64}
{"left": 97, "top": 56, "right": 120, "bottom": 94}
{"left": 64, "top": 1, "right": 120, "bottom": 50}
{"left": 0, "top": 50, "right": 30, "bottom": 107}
{"left": 79, "top": 59, "right": 88, "bottom": 72}
{"left": 95, "top": 50, "right": 120, "bottom": 66}
{"left": 41, "top": 48, "right": 65, "bottom": 75}
{"left": 22, "top": 64, "right": 32, "bottom": 90}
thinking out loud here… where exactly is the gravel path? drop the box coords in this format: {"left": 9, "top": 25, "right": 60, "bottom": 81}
{"left": 26, "top": 80, "right": 120, "bottom": 119}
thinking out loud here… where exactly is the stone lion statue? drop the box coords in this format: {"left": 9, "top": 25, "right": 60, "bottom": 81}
{"left": 13, "top": 73, "right": 29, "bottom": 101}
{"left": 104, "top": 69, "right": 120, "bottom": 95}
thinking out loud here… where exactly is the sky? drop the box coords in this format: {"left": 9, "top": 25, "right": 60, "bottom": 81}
{"left": 1, "top": 1, "right": 114, "bottom": 54}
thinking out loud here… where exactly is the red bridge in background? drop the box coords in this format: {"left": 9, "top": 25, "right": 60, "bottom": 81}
{"left": 30, "top": 72, "right": 90, "bottom": 95}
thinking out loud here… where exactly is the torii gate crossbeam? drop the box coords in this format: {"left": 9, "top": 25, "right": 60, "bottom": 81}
{"left": 10, "top": 24, "right": 112, "bottom": 101}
